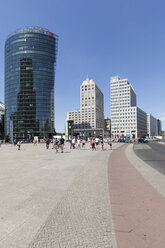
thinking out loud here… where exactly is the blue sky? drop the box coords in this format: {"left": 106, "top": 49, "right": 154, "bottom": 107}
{"left": 0, "top": 0, "right": 165, "bottom": 131}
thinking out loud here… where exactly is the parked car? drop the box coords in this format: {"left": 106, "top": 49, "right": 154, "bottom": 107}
{"left": 118, "top": 139, "right": 126, "bottom": 143}
{"left": 138, "top": 138, "right": 148, "bottom": 143}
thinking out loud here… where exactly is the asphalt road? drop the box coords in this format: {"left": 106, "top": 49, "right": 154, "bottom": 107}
{"left": 134, "top": 142, "right": 165, "bottom": 175}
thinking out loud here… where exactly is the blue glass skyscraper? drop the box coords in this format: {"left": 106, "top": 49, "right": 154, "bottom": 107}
{"left": 5, "top": 27, "right": 58, "bottom": 139}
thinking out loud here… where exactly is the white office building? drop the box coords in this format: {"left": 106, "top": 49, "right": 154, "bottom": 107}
{"left": 137, "top": 107, "right": 147, "bottom": 138}
{"left": 0, "top": 102, "right": 5, "bottom": 119}
{"left": 110, "top": 76, "right": 147, "bottom": 139}
{"left": 66, "top": 78, "right": 104, "bottom": 138}
{"left": 147, "top": 114, "right": 158, "bottom": 137}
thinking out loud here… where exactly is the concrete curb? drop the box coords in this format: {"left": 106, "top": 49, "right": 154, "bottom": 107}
{"left": 125, "top": 144, "right": 165, "bottom": 198}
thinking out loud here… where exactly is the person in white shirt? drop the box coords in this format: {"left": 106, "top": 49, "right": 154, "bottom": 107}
{"left": 72, "top": 137, "right": 75, "bottom": 149}
{"left": 77, "top": 138, "right": 81, "bottom": 149}
{"left": 17, "top": 141, "right": 21, "bottom": 150}
{"left": 95, "top": 137, "right": 99, "bottom": 149}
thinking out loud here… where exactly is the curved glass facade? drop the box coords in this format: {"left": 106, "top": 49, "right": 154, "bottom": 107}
{"left": 5, "top": 27, "right": 58, "bottom": 139}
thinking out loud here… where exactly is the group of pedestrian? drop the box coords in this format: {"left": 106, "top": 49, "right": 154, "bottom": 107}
{"left": 69, "top": 137, "right": 86, "bottom": 149}
{"left": 69, "top": 137, "right": 113, "bottom": 151}
{"left": 46, "top": 136, "right": 65, "bottom": 153}
{"left": 89, "top": 137, "right": 106, "bottom": 151}
{"left": 12, "top": 135, "right": 113, "bottom": 152}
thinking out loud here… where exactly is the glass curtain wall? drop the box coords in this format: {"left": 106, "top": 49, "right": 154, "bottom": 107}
{"left": 5, "top": 27, "right": 58, "bottom": 139}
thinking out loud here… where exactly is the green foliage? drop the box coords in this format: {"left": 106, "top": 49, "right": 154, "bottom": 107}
{"left": 56, "top": 132, "right": 65, "bottom": 136}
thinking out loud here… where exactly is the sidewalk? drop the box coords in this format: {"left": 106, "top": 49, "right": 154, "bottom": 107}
{"left": 29, "top": 144, "right": 118, "bottom": 248}
{"left": 1, "top": 142, "right": 165, "bottom": 247}
{"left": 0, "top": 142, "right": 119, "bottom": 248}
{"left": 108, "top": 144, "right": 165, "bottom": 248}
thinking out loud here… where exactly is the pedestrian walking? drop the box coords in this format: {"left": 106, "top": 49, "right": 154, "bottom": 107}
{"left": 17, "top": 140, "right": 21, "bottom": 150}
{"left": 77, "top": 137, "right": 81, "bottom": 149}
{"left": 90, "top": 138, "right": 92, "bottom": 149}
{"left": 52, "top": 138, "right": 56, "bottom": 149}
{"left": 54, "top": 138, "right": 59, "bottom": 153}
{"left": 100, "top": 139, "right": 104, "bottom": 151}
{"left": 95, "top": 137, "right": 99, "bottom": 149}
{"left": 82, "top": 138, "right": 86, "bottom": 149}
{"left": 46, "top": 138, "right": 50, "bottom": 149}
{"left": 72, "top": 137, "right": 75, "bottom": 149}
{"left": 59, "top": 136, "right": 65, "bottom": 153}
{"left": 69, "top": 138, "right": 73, "bottom": 149}
{"left": 108, "top": 139, "right": 113, "bottom": 150}
{"left": 92, "top": 137, "right": 96, "bottom": 150}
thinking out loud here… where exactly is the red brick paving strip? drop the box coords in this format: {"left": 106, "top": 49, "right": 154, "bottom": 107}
{"left": 108, "top": 144, "right": 165, "bottom": 248}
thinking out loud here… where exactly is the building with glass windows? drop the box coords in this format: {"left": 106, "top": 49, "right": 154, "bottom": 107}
{"left": 104, "top": 117, "right": 111, "bottom": 137}
{"left": 0, "top": 102, "right": 5, "bottom": 138}
{"left": 5, "top": 27, "right": 58, "bottom": 140}
{"left": 0, "top": 101, "right": 5, "bottom": 118}
{"left": 110, "top": 76, "right": 147, "bottom": 139}
{"left": 157, "top": 119, "right": 162, "bottom": 135}
{"left": 65, "top": 78, "right": 104, "bottom": 138}
{"left": 147, "top": 114, "right": 158, "bottom": 137}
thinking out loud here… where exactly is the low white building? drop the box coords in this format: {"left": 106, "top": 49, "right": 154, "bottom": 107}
{"left": 112, "top": 106, "right": 147, "bottom": 139}
{"left": 147, "top": 114, "right": 158, "bottom": 137}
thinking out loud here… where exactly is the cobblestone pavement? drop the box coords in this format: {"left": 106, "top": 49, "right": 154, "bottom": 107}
{"left": 29, "top": 145, "right": 121, "bottom": 248}
{"left": 0, "top": 142, "right": 121, "bottom": 248}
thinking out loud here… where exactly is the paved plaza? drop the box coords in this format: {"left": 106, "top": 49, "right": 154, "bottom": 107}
{"left": 0, "top": 142, "right": 119, "bottom": 248}
{"left": 1, "top": 142, "right": 165, "bottom": 247}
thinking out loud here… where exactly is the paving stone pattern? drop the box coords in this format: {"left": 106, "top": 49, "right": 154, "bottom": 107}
{"left": 29, "top": 147, "right": 118, "bottom": 248}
